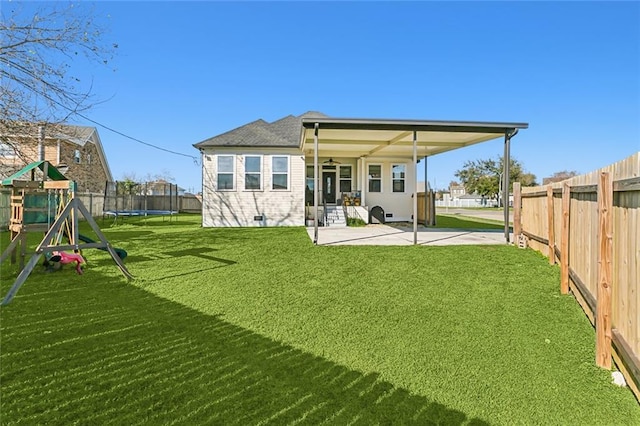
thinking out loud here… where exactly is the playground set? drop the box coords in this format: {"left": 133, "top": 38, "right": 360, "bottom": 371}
{"left": 0, "top": 161, "right": 132, "bottom": 305}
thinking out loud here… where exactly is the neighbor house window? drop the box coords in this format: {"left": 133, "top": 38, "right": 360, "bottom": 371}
{"left": 392, "top": 164, "right": 406, "bottom": 193}
{"left": 0, "top": 143, "right": 16, "bottom": 158}
{"left": 368, "top": 164, "right": 381, "bottom": 193}
{"left": 244, "top": 155, "right": 262, "bottom": 190}
{"left": 74, "top": 149, "right": 81, "bottom": 164}
{"left": 339, "top": 165, "right": 352, "bottom": 193}
{"left": 217, "top": 155, "right": 235, "bottom": 190}
{"left": 272, "top": 156, "right": 289, "bottom": 190}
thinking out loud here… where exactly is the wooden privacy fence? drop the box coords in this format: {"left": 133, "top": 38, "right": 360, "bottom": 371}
{"left": 513, "top": 152, "right": 639, "bottom": 400}
{"left": 417, "top": 191, "right": 436, "bottom": 226}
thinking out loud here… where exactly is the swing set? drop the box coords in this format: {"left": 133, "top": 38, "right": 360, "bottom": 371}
{"left": 1, "top": 161, "right": 132, "bottom": 305}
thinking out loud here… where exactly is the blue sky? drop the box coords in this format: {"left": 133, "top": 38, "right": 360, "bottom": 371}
{"left": 21, "top": 1, "right": 640, "bottom": 192}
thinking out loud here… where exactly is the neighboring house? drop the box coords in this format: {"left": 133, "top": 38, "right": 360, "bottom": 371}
{"left": 143, "top": 179, "right": 186, "bottom": 196}
{"left": 449, "top": 182, "right": 466, "bottom": 198}
{"left": 194, "top": 112, "right": 527, "bottom": 227}
{"left": 0, "top": 123, "right": 113, "bottom": 193}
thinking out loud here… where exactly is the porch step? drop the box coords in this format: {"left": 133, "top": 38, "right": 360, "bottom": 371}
{"left": 325, "top": 206, "right": 347, "bottom": 227}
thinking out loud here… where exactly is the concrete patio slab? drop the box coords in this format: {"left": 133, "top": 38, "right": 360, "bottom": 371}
{"left": 307, "top": 224, "right": 511, "bottom": 246}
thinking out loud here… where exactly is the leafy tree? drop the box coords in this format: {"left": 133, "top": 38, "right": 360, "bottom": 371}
{"left": 1, "top": 2, "right": 115, "bottom": 161}
{"left": 455, "top": 156, "right": 537, "bottom": 202}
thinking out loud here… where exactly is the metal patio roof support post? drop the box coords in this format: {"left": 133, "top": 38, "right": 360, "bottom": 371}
{"left": 503, "top": 129, "right": 517, "bottom": 243}
{"left": 424, "top": 155, "right": 429, "bottom": 226}
{"left": 313, "top": 123, "right": 319, "bottom": 245}
{"left": 413, "top": 131, "right": 418, "bottom": 245}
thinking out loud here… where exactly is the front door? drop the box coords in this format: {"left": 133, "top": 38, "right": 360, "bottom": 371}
{"left": 322, "top": 172, "right": 336, "bottom": 204}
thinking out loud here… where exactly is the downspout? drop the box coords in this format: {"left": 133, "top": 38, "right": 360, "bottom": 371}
{"left": 503, "top": 128, "right": 519, "bottom": 243}
{"left": 37, "top": 124, "right": 45, "bottom": 161}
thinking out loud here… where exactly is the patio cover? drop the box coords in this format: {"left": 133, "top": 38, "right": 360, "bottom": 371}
{"left": 300, "top": 117, "right": 529, "bottom": 245}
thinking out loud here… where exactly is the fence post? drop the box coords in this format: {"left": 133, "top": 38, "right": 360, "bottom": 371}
{"left": 547, "top": 186, "right": 555, "bottom": 265}
{"left": 560, "top": 182, "right": 570, "bottom": 295}
{"left": 513, "top": 182, "right": 521, "bottom": 239}
{"left": 596, "top": 172, "right": 613, "bottom": 369}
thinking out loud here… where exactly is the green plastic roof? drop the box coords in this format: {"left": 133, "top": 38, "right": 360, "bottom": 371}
{"left": 1, "top": 161, "right": 68, "bottom": 186}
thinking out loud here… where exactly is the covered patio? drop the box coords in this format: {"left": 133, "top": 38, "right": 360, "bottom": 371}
{"left": 306, "top": 224, "right": 508, "bottom": 246}
{"left": 301, "top": 117, "right": 528, "bottom": 245}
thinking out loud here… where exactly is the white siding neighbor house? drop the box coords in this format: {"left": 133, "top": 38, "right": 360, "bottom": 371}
{"left": 194, "top": 112, "right": 527, "bottom": 242}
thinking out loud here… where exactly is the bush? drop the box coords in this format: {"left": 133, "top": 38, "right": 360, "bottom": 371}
{"left": 347, "top": 217, "right": 367, "bottom": 227}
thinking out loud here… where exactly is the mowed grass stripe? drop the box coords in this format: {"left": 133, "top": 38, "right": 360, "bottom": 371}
{"left": 2, "top": 336, "right": 194, "bottom": 397}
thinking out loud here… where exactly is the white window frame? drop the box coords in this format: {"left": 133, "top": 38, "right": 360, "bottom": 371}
{"left": 391, "top": 163, "right": 406, "bottom": 193}
{"left": 339, "top": 165, "right": 352, "bottom": 193}
{"left": 368, "top": 163, "right": 382, "bottom": 193}
{"left": 244, "top": 155, "right": 262, "bottom": 191}
{"left": 217, "top": 155, "right": 235, "bottom": 191}
{"left": 74, "top": 149, "right": 81, "bottom": 164}
{"left": 271, "top": 156, "right": 290, "bottom": 191}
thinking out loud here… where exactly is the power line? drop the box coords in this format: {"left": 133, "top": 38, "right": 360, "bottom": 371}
{"left": 73, "top": 111, "right": 199, "bottom": 162}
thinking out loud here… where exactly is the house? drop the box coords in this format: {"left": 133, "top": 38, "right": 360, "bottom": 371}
{"left": 449, "top": 182, "right": 466, "bottom": 198}
{"left": 194, "top": 112, "right": 527, "bottom": 232}
{"left": 0, "top": 123, "right": 113, "bottom": 193}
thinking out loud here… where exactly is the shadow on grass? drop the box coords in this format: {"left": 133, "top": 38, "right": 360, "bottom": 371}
{"left": 1, "top": 279, "right": 490, "bottom": 425}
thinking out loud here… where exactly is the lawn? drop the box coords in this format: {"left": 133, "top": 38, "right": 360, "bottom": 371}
{"left": 434, "top": 214, "right": 505, "bottom": 229}
{"left": 1, "top": 215, "right": 638, "bottom": 425}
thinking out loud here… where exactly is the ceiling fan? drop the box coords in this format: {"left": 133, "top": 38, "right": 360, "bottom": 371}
{"left": 323, "top": 158, "right": 341, "bottom": 165}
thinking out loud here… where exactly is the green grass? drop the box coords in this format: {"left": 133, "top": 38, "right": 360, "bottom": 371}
{"left": 434, "top": 214, "right": 505, "bottom": 229}
{"left": 1, "top": 215, "right": 638, "bottom": 424}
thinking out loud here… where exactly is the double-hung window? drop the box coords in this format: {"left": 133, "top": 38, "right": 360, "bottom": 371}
{"left": 74, "top": 149, "right": 81, "bottom": 164}
{"left": 272, "top": 156, "right": 289, "bottom": 190}
{"left": 392, "top": 164, "right": 406, "bottom": 193}
{"left": 339, "top": 165, "right": 352, "bottom": 193}
{"left": 217, "top": 155, "right": 235, "bottom": 190}
{"left": 244, "top": 156, "right": 262, "bottom": 190}
{"left": 368, "top": 164, "right": 382, "bottom": 193}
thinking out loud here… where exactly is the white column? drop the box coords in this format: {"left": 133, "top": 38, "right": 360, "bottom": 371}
{"left": 313, "top": 124, "right": 319, "bottom": 244}
{"left": 413, "top": 131, "right": 418, "bottom": 245}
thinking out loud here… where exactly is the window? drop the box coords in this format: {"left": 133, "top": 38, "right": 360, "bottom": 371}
{"left": 368, "top": 164, "right": 381, "bottom": 193}
{"left": 272, "top": 156, "right": 289, "bottom": 190}
{"left": 244, "top": 156, "right": 262, "bottom": 190}
{"left": 392, "top": 164, "right": 406, "bottom": 193}
{"left": 0, "top": 143, "right": 16, "bottom": 158}
{"left": 306, "top": 166, "right": 315, "bottom": 204}
{"left": 339, "top": 165, "right": 352, "bottom": 193}
{"left": 217, "top": 155, "right": 235, "bottom": 190}
{"left": 74, "top": 149, "right": 81, "bottom": 164}
{"left": 87, "top": 153, "right": 92, "bottom": 165}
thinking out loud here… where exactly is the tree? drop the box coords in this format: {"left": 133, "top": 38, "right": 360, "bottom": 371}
{"left": 543, "top": 170, "right": 579, "bottom": 185}
{"left": 455, "top": 156, "right": 537, "bottom": 202}
{"left": 0, "top": 2, "right": 115, "bottom": 163}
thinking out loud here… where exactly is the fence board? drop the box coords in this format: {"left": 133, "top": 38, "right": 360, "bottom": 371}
{"left": 519, "top": 151, "right": 639, "bottom": 400}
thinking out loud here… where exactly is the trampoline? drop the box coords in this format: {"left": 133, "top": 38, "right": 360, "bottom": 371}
{"left": 104, "top": 209, "right": 178, "bottom": 217}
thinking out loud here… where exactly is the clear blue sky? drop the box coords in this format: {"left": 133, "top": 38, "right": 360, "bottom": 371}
{"left": 26, "top": 2, "right": 640, "bottom": 192}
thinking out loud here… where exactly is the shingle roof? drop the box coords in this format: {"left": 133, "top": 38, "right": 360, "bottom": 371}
{"left": 193, "top": 111, "right": 328, "bottom": 149}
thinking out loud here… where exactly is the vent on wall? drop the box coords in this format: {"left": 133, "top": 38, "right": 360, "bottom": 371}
{"left": 254, "top": 215, "right": 264, "bottom": 221}
{"left": 385, "top": 213, "right": 393, "bottom": 218}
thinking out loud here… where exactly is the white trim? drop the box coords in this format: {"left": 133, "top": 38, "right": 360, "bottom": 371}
{"left": 271, "top": 155, "right": 290, "bottom": 191}
{"left": 217, "top": 154, "right": 235, "bottom": 191}
{"left": 243, "top": 154, "right": 263, "bottom": 191}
